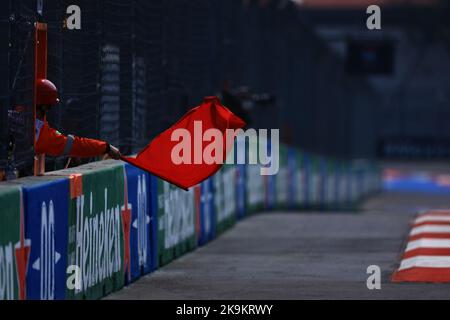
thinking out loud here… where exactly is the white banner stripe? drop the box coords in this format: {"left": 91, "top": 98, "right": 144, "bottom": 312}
{"left": 414, "top": 216, "right": 450, "bottom": 224}
{"left": 422, "top": 209, "right": 450, "bottom": 214}
{"left": 410, "top": 225, "right": 450, "bottom": 236}
{"left": 420, "top": 213, "right": 450, "bottom": 219}
{"left": 399, "top": 256, "right": 450, "bottom": 271}
{"left": 406, "top": 239, "right": 450, "bottom": 252}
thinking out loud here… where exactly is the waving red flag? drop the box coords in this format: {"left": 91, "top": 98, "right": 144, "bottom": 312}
{"left": 122, "top": 96, "right": 246, "bottom": 190}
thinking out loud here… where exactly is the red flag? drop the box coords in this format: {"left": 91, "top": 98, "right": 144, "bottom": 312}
{"left": 122, "top": 96, "right": 246, "bottom": 190}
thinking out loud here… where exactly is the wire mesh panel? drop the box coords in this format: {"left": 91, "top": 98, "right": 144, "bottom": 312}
{"left": 162, "top": 0, "right": 194, "bottom": 125}
{"left": 44, "top": 0, "right": 103, "bottom": 170}
{"left": 103, "top": 0, "right": 133, "bottom": 153}
{"left": 6, "top": 0, "right": 35, "bottom": 177}
{"left": 0, "top": 0, "right": 380, "bottom": 178}
{"left": 0, "top": 2, "right": 11, "bottom": 171}
{"left": 141, "top": 0, "right": 165, "bottom": 146}
{"left": 99, "top": 43, "right": 120, "bottom": 146}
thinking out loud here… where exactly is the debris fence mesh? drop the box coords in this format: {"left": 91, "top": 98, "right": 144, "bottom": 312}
{"left": 0, "top": 0, "right": 377, "bottom": 176}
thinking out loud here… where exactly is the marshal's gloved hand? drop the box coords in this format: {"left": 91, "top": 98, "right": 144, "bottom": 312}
{"left": 105, "top": 143, "right": 122, "bottom": 160}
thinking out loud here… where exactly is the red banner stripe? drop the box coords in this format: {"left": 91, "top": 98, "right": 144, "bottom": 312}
{"left": 421, "top": 210, "right": 450, "bottom": 216}
{"left": 409, "top": 233, "right": 450, "bottom": 242}
{"left": 413, "top": 221, "right": 450, "bottom": 228}
{"left": 392, "top": 267, "right": 450, "bottom": 283}
{"left": 402, "top": 247, "right": 450, "bottom": 259}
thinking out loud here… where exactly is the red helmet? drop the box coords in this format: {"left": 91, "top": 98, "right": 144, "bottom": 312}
{"left": 36, "top": 78, "right": 60, "bottom": 106}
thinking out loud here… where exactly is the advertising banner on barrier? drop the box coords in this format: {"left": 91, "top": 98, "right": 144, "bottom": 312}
{"left": 310, "top": 156, "right": 322, "bottom": 209}
{"left": 350, "top": 165, "right": 360, "bottom": 203}
{"left": 0, "top": 185, "right": 22, "bottom": 300}
{"left": 295, "top": 150, "right": 306, "bottom": 209}
{"left": 236, "top": 164, "right": 246, "bottom": 219}
{"left": 19, "top": 176, "right": 69, "bottom": 300}
{"left": 373, "top": 166, "right": 382, "bottom": 193}
{"left": 157, "top": 180, "right": 196, "bottom": 266}
{"left": 264, "top": 174, "right": 276, "bottom": 211}
{"left": 195, "top": 178, "right": 215, "bottom": 246}
{"left": 351, "top": 164, "right": 361, "bottom": 204}
{"left": 123, "top": 164, "right": 155, "bottom": 283}
{"left": 262, "top": 141, "right": 275, "bottom": 211}
{"left": 60, "top": 163, "right": 125, "bottom": 300}
{"left": 215, "top": 165, "right": 237, "bottom": 235}
{"left": 0, "top": 153, "right": 379, "bottom": 301}
{"left": 319, "top": 158, "right": 327, "bottom": 210}
{"left": 232, "top": 138, "right": 246, "bottom": 219}
{"left": 325, "top": 160, "right": 336, "bottom": 209}
{"left": 303, "top": 153, "right": 311, "bottom": 207}
{"left": 287, "top": 147, "right": 298, "bottom": 209}
{"left": 245, "top": 133, "right": 264, "bottom": 214}
{"left": 358, "top": 167, "right": 366, "bottom": 200}
{"left": 275, "top": 144, "right": 288, "bottom": 209}
{"left": 366, "top": 164, "right": 379, "bottom": 196}
{"left": 360, "top": 167, "right": 366, "bottom": 201}
{"left": 346, "top": 164, "right": 354, "bottom": 205}
{"left": 345, "top": 163, "right": 353, "bottom": 206}
{"left": 336, "top": 161, "right": 346, "bottom": 208}
{"left": 246, "top": 164, "right": 265, "bottom": 214}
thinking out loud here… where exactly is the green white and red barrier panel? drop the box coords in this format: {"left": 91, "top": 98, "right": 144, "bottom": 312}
{"left": 392, "top": 210, "right": 450, "bottom": 283}
{"left": 0, "top": 145, "right": 381, "bottom": 300}
{"left": 0, "top": 161, "right": 158, "bottom": 300}
{"left": 157, "top": 179, "right": 196, "bottom": 267}
{"left": 0, "top": 184, "right": 26, "bottom": 300}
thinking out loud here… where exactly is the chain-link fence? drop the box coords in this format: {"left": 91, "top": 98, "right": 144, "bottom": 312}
{"left": 0, "top": 0, "right": 378, "bottom": 177}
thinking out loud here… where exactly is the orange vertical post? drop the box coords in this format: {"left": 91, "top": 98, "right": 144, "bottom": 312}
{"left": 33, "top": 22, "right": 47, "bottom": 176}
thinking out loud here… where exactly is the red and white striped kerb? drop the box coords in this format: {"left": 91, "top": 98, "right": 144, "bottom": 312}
{"left": 392, "top": 209, "right": 450, "bottom": 283}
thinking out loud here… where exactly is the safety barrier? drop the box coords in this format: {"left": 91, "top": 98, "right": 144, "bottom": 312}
{"left": 0, "top": 145, "right": 381, "bottom": 300}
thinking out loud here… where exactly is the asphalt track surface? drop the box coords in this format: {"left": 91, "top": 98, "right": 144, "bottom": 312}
{"left": 107, "top": 189, "right": 450, "bottom": 299}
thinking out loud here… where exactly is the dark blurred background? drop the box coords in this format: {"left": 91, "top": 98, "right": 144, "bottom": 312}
{"left": 1, "top": 0, "right": 450, "bottom": 177}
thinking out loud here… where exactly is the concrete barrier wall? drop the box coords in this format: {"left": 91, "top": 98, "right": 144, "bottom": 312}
{"left": 0, "top": 146, "right": 382, "bottom": 300}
